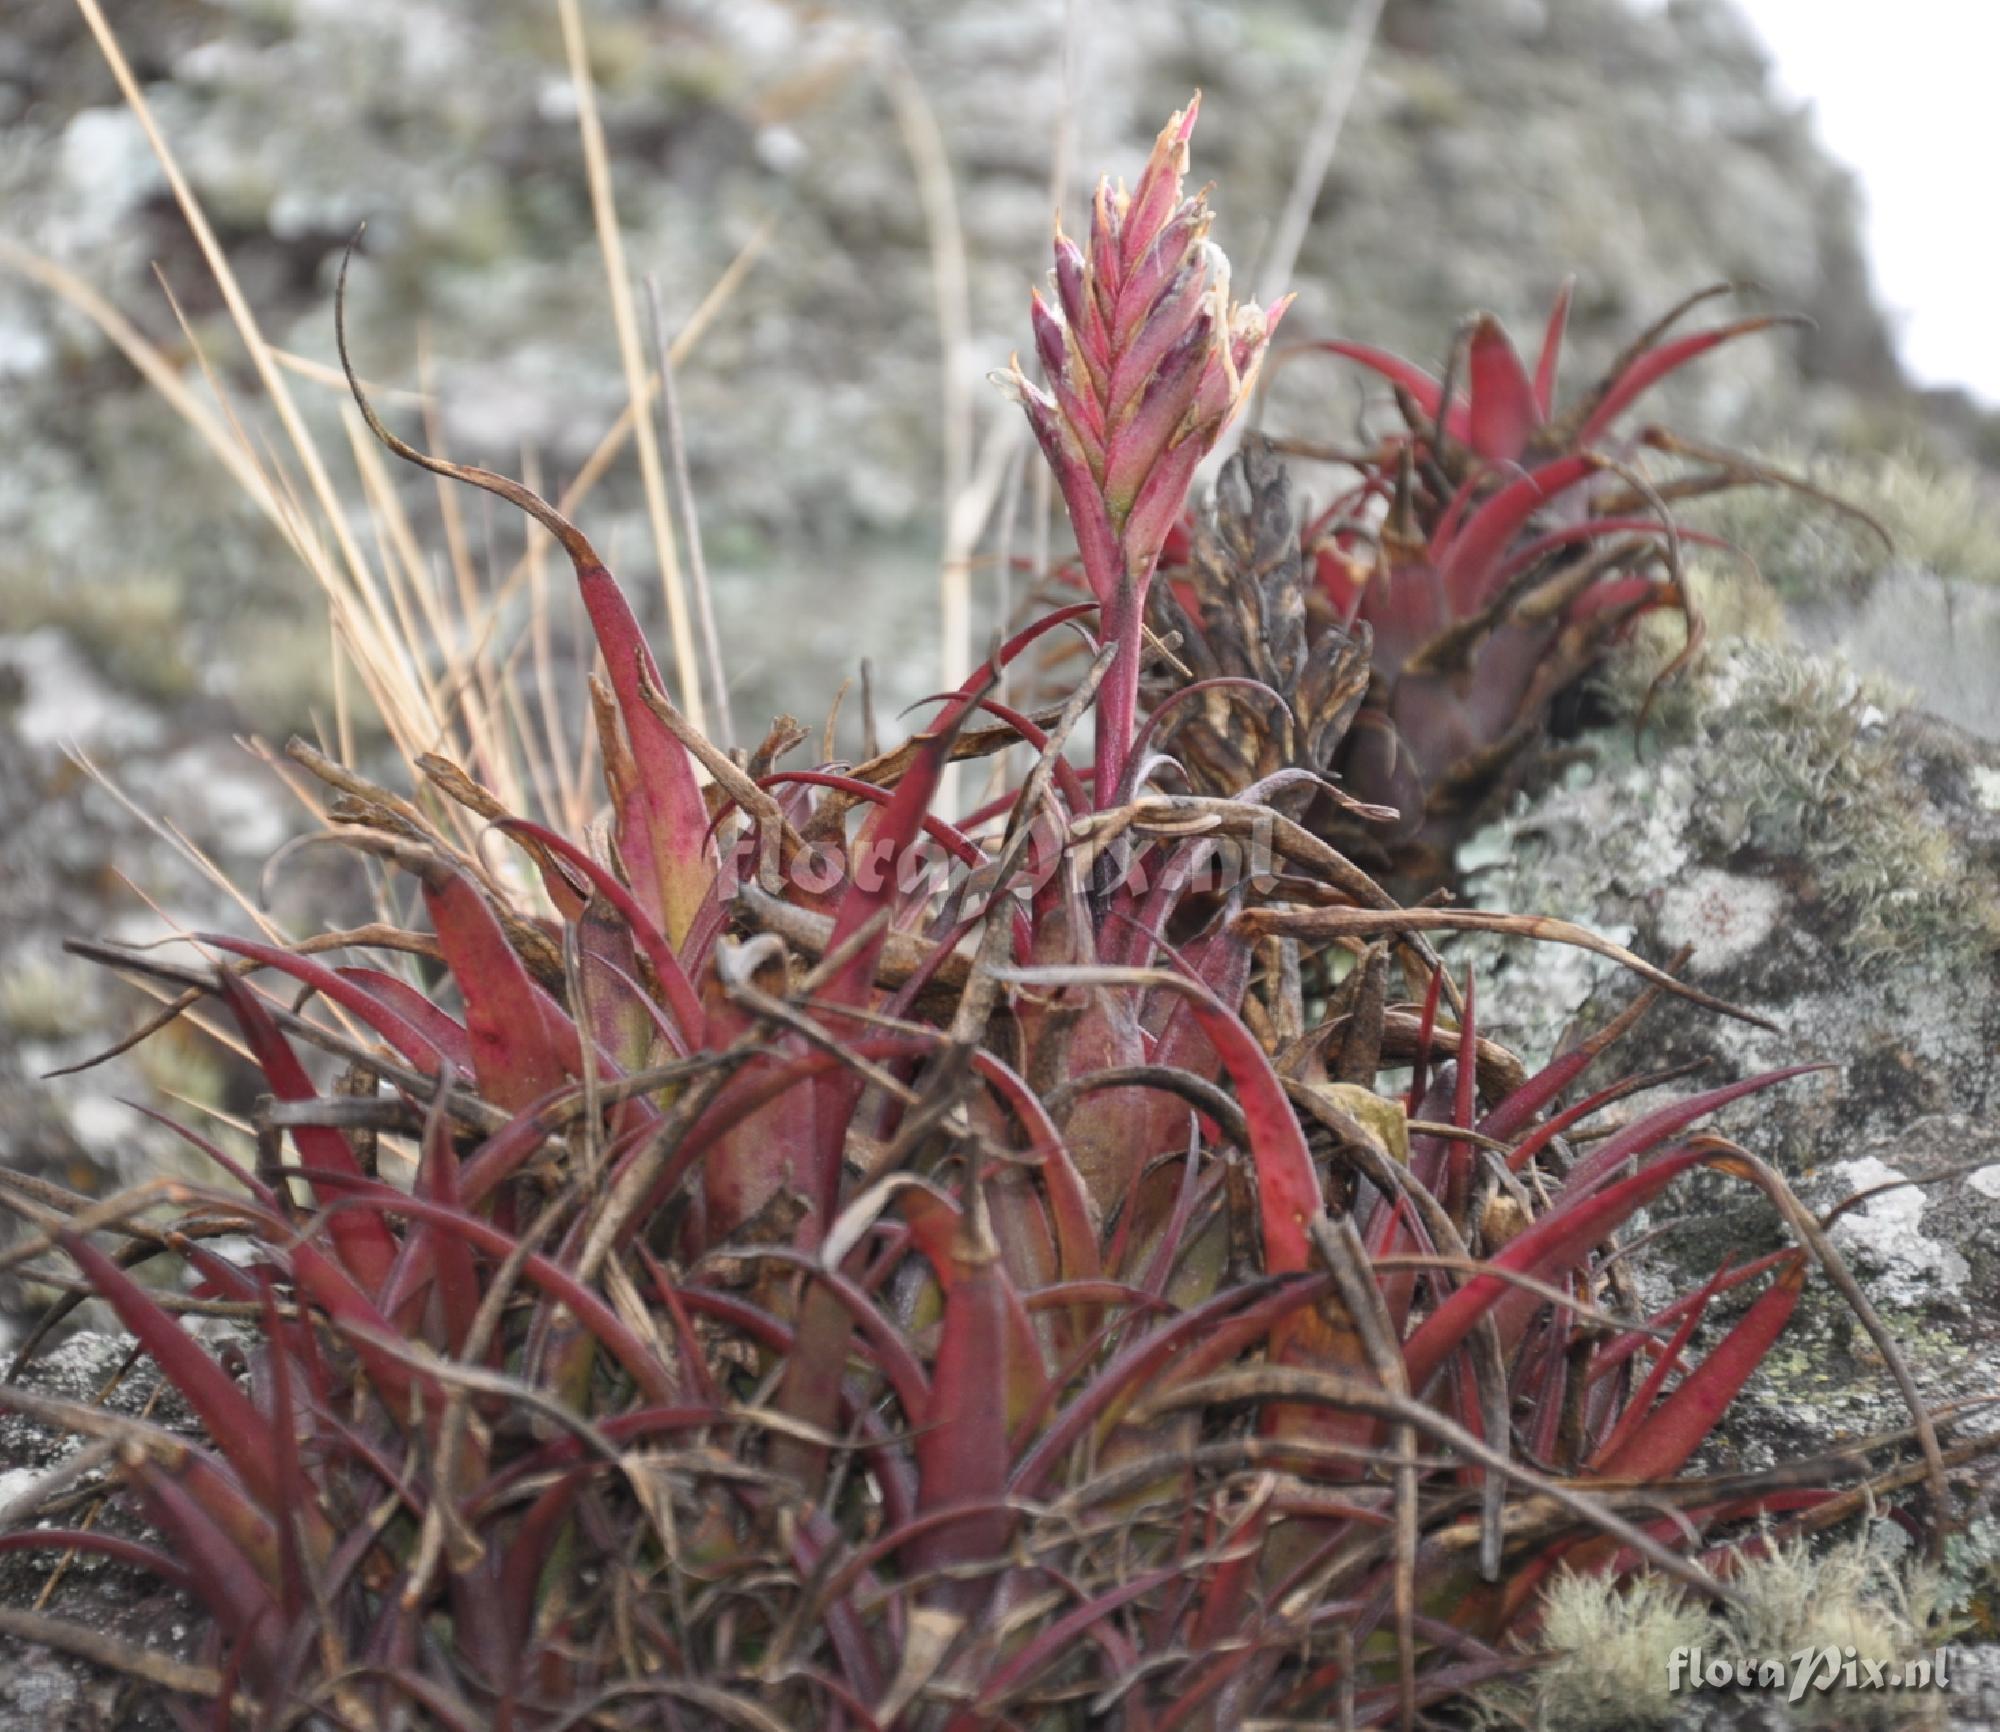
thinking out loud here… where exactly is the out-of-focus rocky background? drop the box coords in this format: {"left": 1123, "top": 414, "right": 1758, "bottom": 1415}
{"left": 3, "top": 1, "right": 1999, "bottom": 1722}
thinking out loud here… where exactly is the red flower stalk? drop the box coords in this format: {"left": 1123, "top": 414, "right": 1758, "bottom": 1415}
{"left": 999, "top": 96, "right": 1289, "bottom": 806}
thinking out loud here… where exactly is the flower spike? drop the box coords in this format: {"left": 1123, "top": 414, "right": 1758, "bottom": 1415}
{"left": 999, "top": 97, "right": 1291, "bottom": 804}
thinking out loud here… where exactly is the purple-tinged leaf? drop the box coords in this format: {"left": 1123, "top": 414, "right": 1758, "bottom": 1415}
{"left": 215, "top": 973, "right": 398, "bottom": 1297}
{"left": 494, "top": 818, "right": 705, "bottom": 1050}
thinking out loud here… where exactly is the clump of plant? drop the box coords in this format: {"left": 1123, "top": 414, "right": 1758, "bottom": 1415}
{"left": 0, "top": 103, "right": 1967, "bottom": 1732}
{"left": 1141, "top": 282, "right": 1884, "bottom": 889}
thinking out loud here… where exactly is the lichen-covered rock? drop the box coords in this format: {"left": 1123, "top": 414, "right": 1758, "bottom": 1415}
{"left": 1461, "top": 632, "right": 2000, "bottom": 1712}
{"left": 1695, "top": 445, "right": 2000, "bottom": 743}
{"left": 1465, "top": 636, "right": 1999, "bottom": 1076}
{"left": 1465, "top": 636, "right": 1999, "bottom": 1398}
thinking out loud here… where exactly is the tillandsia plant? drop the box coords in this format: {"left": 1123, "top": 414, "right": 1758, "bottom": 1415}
{"left": 996, "top": 94, "right": 1289, "bottom": 811}
{"left": 0, "top": 107, "right": 1965, "bottom": 1732}
{"left": 1141, "top": 283, "right": 1886, "bottom": 888}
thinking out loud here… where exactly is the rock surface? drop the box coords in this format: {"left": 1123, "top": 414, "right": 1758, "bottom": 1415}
{"left": 1466, "top": 635, "right": 2000, "bottom": 1436}
{"left": 1463, "top": 632, "right": 2000, "bottom": 1725}
{"left": 0, "top": 0, "right": 1947, "bottom": 743}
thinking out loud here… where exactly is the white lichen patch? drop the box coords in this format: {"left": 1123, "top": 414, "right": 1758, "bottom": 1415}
{"left": 1491, "top": 1526, "right": 1949, "bottom": 1731}
{"left": 1972, "top": 765, "right": 2000, "bottom": 814}
{"left": 1458, "top": 750, "right": 1698, "bottom": 1065}
{"left": 1969, "top": 1165, "right": 2000, "bottom": 1203}
{"left": 1656, "top": 868, "right": 1787, "bottom": 977}
{"left": 1825, "top": 1155, "right": 1968, "bottom": 1303}
{"left": 1486, "top": 1569, "right": 1716, "bottom": 1730}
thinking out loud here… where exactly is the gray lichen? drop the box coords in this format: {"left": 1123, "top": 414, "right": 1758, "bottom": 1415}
{"left": 1588, "top": 630, "right": 1996, "bottom": 968}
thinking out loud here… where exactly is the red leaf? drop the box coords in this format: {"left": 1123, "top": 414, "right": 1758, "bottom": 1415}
{"left": 903, "top": 1189, "right": 1049, "bottom": 1426}
{"left": 1587, "top": 1249, "right": 1794, "bottom": 1387}
{"left": 1304, "top": 340, "right": 1459, "bottom": 435}
{"left": 1149, "top": 974, "right": 1321, "bottom": 1274}
{"left": 1532, "top": 278, "right": 1575, "bottom": 417}
{"left": 1575, "top": 315, "right": 1795, "bottom": 447}
{"left": 125, "top": 1458, "right": 284, "bottom": 1687}
{"left": 215, "top": 973, "right": 399, "bottom": 1297}
{"left": 415, "top": 1104, "right": 480, "bottom": 1357}
{"left": 1406, "top": 965, "right": 1444, "bottom": 1115}
{"left": 1463, "top": 516, "right": 1735, "bottom": 618}
{"left": 959, "top": 1563, "right": 1184, "bottom": 1722}
{"left": 1559, "top": 1066, "right": 1824, "bottom": 1201}
{"left": 0, "top": 1529, "right": 194, "bottom": 1593}
{"left": 331, "top": 968, "right": 475, "bottom": 1074}
{"left": 416, "top": 865, "right": 576, "bottom": 1111}
{"left": 908, "top": 1214, "right": 1012, "bottom": 1597}
{"left": 1435, "top": 974, "right": 1480, "bottom": 1221}
{"left": 200, "top": 935, "right": 444, "bottom": 1073}
{"left": 494, "top": 818, "right": 706, "bottom": 1050}
{"left": 288, "top": 1181, "right": 681, "bottom": 1406}
{"left": 970, "top": 1051, "right": 1100, "bottom": 1287}
{"left": 256, "top": 1279, "right": 308, "bottom": 1620}
{"left": 59, "top": 1231, "right": 280, "bottom": 1512}
{"left": 1593, "top": 1254, "right": 1805, "bottom": 1480}
{"left": 802, "top": 674, "right": 996, "bottom": 1240}
{"left": 1436, "top": 453, "right": 1599, "bottom": 615}
{"left": 1401, "top": 1144, "right": 1711, "bottom": 1394}
{"left": 1466, "top": 314, "right": 1540, "bottom": 462}
{"left": 574, "top": 562, "right": 715, "bottom": 947}
{"left": 285, "top": 1237, "right": 440, "bottom": 1425}
{"left": 1008, "top": 1276, "right": 1317, "bottom": 1498}
{"left": 1587, "top": 1258, "right": 1733, "bottom": 1468}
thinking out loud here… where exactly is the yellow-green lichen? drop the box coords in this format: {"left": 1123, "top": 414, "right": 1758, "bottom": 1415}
{"left": 1696, "top": 441, "right": 2000, "bottom": 600}
{"left": 1487, "top": 1528, "right": 1952, "bottom": 1731}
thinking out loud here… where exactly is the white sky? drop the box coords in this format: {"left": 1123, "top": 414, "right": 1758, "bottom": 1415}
{"left": 1727, "top": 0, "right": 2000, "bottom": 405}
